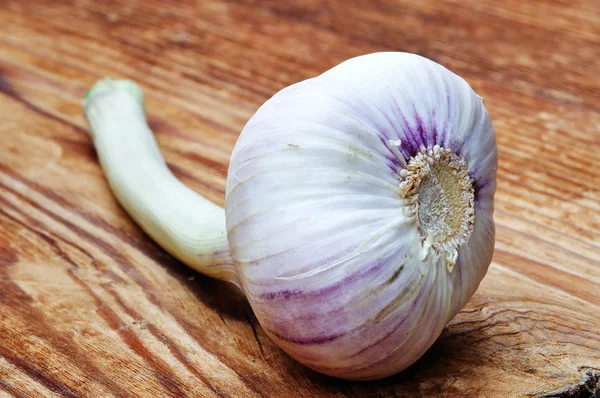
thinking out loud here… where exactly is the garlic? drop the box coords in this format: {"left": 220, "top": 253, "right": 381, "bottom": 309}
{"left": 83, "top": 52, "right": 497, "bottom": 381}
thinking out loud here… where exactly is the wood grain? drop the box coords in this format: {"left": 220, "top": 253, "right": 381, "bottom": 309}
{"left": 1, "top": 0, "right": 599, "bottom": 396}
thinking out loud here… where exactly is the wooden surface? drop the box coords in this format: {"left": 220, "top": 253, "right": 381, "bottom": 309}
{"left": 1, "top": 0, "right": 599, "bottom": 397}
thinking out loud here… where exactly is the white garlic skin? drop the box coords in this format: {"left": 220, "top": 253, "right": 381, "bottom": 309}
{"left": 225, "top": 52, "right": 497, "bottom": 380}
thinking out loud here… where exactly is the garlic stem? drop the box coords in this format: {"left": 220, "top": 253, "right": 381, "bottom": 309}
{"left": 83, "top": 79, "right": 239, "bottom": 286}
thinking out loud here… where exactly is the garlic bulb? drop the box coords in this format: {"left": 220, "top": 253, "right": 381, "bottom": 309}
{"left": 83, "top": 52, "right": 497, "bottom": 381}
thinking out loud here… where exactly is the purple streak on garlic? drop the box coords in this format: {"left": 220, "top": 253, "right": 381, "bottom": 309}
{"left": 226, "top": 52, "right": 497, "bottom": 380}
{"left": 82, "top": 52, "right": 497, "bottom": 381}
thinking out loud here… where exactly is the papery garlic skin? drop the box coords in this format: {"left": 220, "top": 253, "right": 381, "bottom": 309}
{"left": 225, "top": 52, "right": 497, "bottom": 380}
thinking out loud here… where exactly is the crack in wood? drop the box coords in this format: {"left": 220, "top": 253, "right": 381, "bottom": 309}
{"left": 534, "top": 368, "right": 600, "bottom": 398}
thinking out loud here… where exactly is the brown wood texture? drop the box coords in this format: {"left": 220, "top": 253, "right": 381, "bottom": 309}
{"left": 1, "top": 0, "right": 599, "bottom": 397}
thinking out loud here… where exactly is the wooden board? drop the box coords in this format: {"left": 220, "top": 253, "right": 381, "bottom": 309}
{"left": 1, "top": 0, "right": 599, "bottom": 396}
